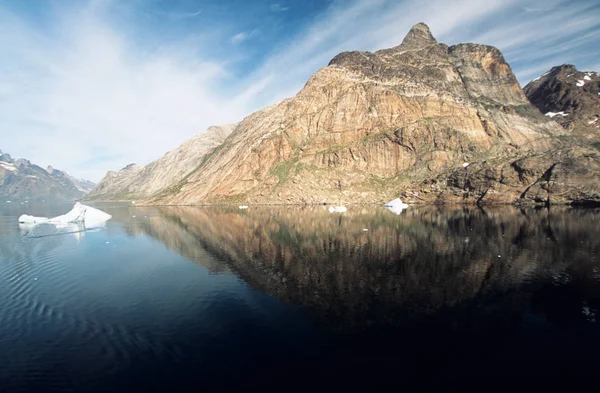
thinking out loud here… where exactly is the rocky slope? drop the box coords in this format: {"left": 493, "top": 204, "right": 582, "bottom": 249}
{"left": 524, "top": 64, "right": 600, "bottom": 139}
{"left": 86, "top": 124, "right": 237, "bottom": 201}
{"left": 141, "top": 23, "right": 598, "bottom": 206}
{"left": 0, "top": 150, "right": 95, "bottom": 201}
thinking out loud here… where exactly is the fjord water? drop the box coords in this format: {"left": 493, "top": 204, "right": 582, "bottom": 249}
{"left": 1, "top": 203, "right": 599, "bottom": 390}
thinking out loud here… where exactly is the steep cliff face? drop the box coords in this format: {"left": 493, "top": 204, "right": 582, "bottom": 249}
{"left": 86, "top": 124, "right": 237, "bottom": 201}
{"left": 144, "top": 23, "right": 599, "bottom": 206}
{"left": 524, "top": 65, "right": 600, "bottom": 138}
{"left": 0, "top": 150, "right": 94, "bottom": 201}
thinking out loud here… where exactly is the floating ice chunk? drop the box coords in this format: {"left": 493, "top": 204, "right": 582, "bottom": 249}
{"left": 584, "top": 75, "right": 591, "bottom": 81}
{"left": 576, "top": 80, "right": 585, "bottom": 87}
{"left": 545, "top": 111, "right": 568, "bottom": 118}
{"left": 328, "top": 206, "right": 347, "bottom": 213}
{"left": 386, "top": 205, "right": 406, "bottom": 215}
{"left": 5, "top": 200, "right": 11, "bottom": 203}
{"left": 18, "top": 214, "right": 49, "bottom": 223}
{"left": 18, "top": 203, "right": 112, "bottom": 228}
{"left": 384, "top": 198, "right": 409, "bottom": 215}
{"left": 239, "top": 205, "right": 249, "bottom": 209}
{"left": 462, "top": 162, "right": 470, "bottom": 167}
{"left": 385, "top": 198, "right": 409, "bottom": 209}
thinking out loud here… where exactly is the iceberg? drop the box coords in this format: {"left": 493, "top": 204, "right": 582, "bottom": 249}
{"left": 18, "top": 203, "right": 112, "bottom": 227}
{"left": 384, "top": 198, "right": 409, "bottom": 215}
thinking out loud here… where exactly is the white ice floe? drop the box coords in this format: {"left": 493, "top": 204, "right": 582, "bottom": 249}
{"left": 584, "top": 75, "right": 591, "bottom": 81}
{"left": 384, "top": 198, "right": 409, "bottom": 215}
{"left": 462, "top": 162, "right": 470, "bottom": 168}
{"left": 545, "top": 111, "right": 568, "bottom": 118}
{"left": 5, "top": 200, "right": 11, "bottom": 203}
{"left": 576, "top": 80, "right": 585, "bottom": 87}
{"left": 238, "top": 205, "right": 249, "bottom": 209}
{"left": 18, "top": 202, "right": 112, "bottom": 228}
{"left": 328, "top": 206, "right": 347, "bottom": 213}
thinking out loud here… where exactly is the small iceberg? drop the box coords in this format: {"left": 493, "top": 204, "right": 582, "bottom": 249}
{"left": 384, "top": 198, "right": 409, "bottom": 215}
{"left": 328, "top": 206, "right": 347, "bottom": 213}
{"left": 18, "top": 203, "right": 112, "bottom": 227}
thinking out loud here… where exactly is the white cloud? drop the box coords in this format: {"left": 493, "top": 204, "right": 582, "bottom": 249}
{"left": 230, "top": 32, "right": 249, "bottom": 45}
{"left": 0, "top": 4, "right": 245, "bottom": 181}
{"left": 158, "top": 9, "right": 202, "bottom": 19}
{"left": 270, "top": 4, "right": 289, "bottom": 13}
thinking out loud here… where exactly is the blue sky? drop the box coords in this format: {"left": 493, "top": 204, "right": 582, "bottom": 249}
{"left": 1, "top": 0, "right": 599, "bottom": 181}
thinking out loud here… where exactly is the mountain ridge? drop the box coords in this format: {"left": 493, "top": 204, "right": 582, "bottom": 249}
{"left": 0, "top": 150, "right": 96, "bottom": 201}
{"left": 85, "top": 124, "right": 237, "bottom": 201}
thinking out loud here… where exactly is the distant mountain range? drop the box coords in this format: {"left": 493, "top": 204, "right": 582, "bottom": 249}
{"left": 86, "top": 23, "right": 600, "bottom": 206}
{"left": 0, "top": 150, "right": 95, "bottom": 202}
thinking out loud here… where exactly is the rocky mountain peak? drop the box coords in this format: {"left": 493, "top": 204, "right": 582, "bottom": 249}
{"left": 16, "top": 158, "right": 31, "bottom": 167}
{"left": 399, "top": 22, "right": 437, "bottom": 49}
{"left": 524, "top": 64, "right": 600, "bottom": 134}
{"left": 46, "top": 165, "right": 54, "bottom": 173}
{"left": 121, "top": 163, "right": 141, "bottom": 171}
{"left": 0, "top": 150, "right": 12, "bottom": 163}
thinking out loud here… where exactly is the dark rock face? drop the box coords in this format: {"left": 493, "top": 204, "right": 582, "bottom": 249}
{"left": 0, "top": 150, "right": 95, "bottom": 201}
{"left": 524, "top": 65, "right": 600, "bottom": 136}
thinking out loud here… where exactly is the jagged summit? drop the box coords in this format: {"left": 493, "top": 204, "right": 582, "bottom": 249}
{"left": 399, "top": 22, "right": 437, "bottom": 49}
{"left": 121, "top": 163, "right": 141, "bottom": 171}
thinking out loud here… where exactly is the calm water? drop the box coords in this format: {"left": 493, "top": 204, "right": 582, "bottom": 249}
{"left": 1, "top": 203, "right": 600, "bottom": 390}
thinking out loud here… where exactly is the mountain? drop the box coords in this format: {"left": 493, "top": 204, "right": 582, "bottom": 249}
{"left": 138, "top": 23, "right": 598, "bottom": 206}
{"left": 85, "top": 124, "right": 237, "bottom": 201}
{"left": 0, "top": 150, "right": 95, "bottom": 202}
{"left": 524, "top": 65, "right": 600, "bottom": 138}
{"left": 46, "top": 165, "right": 96, "bottom": 194}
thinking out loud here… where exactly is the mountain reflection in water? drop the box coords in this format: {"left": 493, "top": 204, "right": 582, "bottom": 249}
{"left": 123, "top": 206, "right": 600, "bottom": 335}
